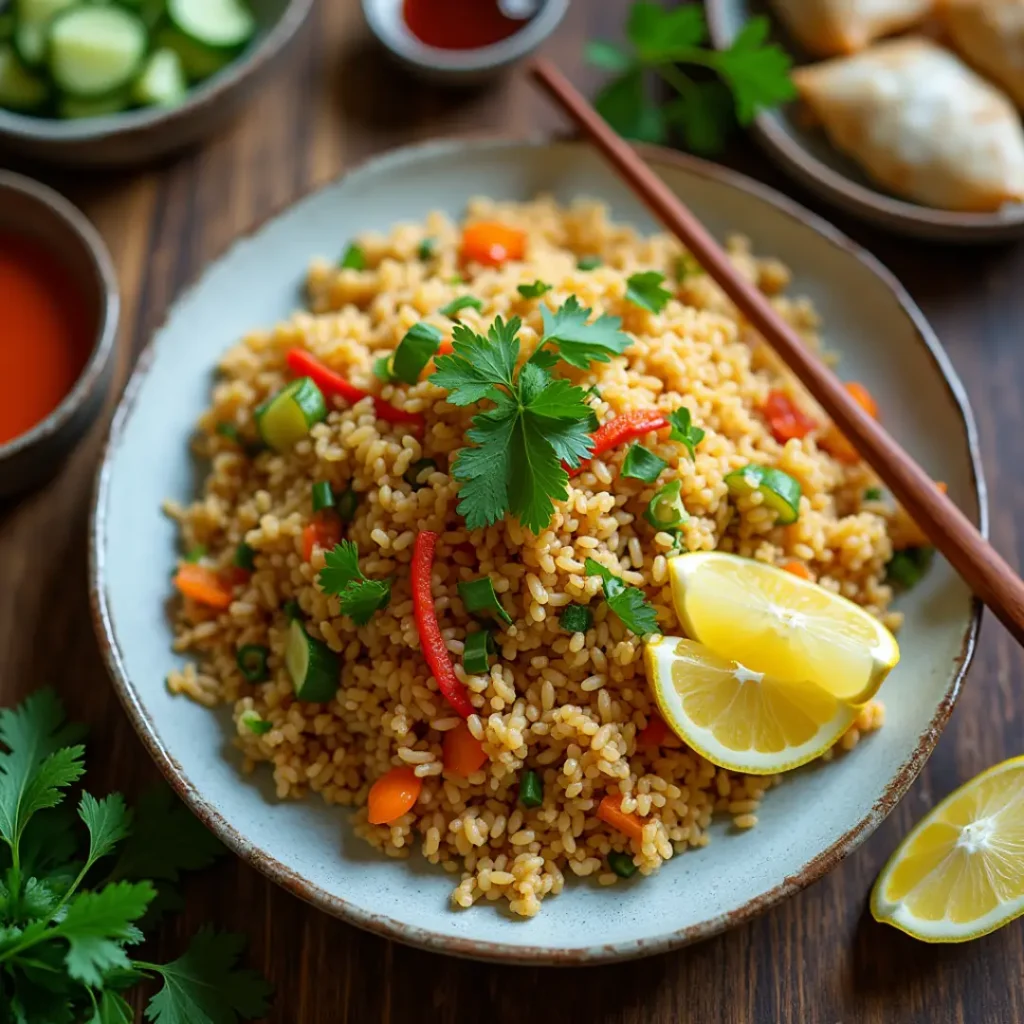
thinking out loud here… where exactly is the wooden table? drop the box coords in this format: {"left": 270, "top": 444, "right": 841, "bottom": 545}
{"left": 3, "top": 2, "right": 1022, "bottom": 1021}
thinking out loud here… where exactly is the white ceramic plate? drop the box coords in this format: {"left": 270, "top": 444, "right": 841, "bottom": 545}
{"left": 90, "top": 139, "right": 984, "bottom": 964}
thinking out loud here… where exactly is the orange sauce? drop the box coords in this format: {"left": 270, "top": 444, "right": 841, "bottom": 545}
{"left": 0, "top": 232, "right": 92, "bottom": 446}
{"left": 403, "top": 0, "right": 530, "bottom": 49}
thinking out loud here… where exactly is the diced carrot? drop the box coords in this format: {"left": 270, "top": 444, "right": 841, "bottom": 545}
{"left": 761, "top": 389, "right": 817, "bottom": 443}
{"left": 597, "top": 794, "right": 645, "bottom": 844}
{"left": 301, "top": 511, "right": 343, "bottom": 562}
{"left": 367, "top": 766, "right": 423, "bottom": 825}
{"left": 845, "top": 381, "right": 878, "bottom": 419}
{"left": 173, "top": 563, "right": 233, "bottom": 610}
{"left": 637, "top": 714, "right": 669, "bottom": 748}
{"left": 443, "top": 722, "right": 488, "bottom": 777}
{"left": 782, "top": 559, "right": 812, "bottom": 580}
{"left": 821, "top": 381, "right": 878, "bottom": 464}
{"left": 461, "top": 221, "right": 526, "bottom": 267}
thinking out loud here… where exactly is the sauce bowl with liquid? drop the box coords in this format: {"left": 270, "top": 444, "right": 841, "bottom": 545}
{"left": 0, "top": 173, "right": 118, "bottom": 496}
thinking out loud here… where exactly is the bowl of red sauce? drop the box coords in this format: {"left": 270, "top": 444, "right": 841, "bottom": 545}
{"left": 362, "top": 0, "right": 569, "bottom": 82}
{"left": 0, "top": 172, "right": 118, "bottom": 496}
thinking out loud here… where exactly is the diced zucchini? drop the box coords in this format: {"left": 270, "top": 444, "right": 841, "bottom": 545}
{"left": 131, "top": 47, "right": 187, "bottom": 107}
{"left": 167, "top": 0, "right": 254, "bottom": 51}
{"left": 48, "top": 5, "right": 148, "bottom": 98}
{"left": 0, "top": 44, "right": 47, "bottom": 110}
{"left": 724, "top": 464, "right": 802, "bottom": 525}
{"left": 255, "top": 377, "right": 327, "bottom": 452}
{"left": 154, "top": 24, "right": 232, "bottom": 82}
{"left": 285, "top": 619, "right": 340, "bottom": 703}
{"left": 58, "top": 87, "right": 130, "bottom": 117}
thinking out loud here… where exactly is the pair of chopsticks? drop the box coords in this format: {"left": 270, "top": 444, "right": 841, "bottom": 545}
{"left": 529, "top": 58, "right": 1024, "bottom": 645}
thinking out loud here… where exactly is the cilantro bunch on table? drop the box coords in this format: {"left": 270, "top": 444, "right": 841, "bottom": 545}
{"left": 429, "top": 300, "right": 632, "bottom": 533}
{"left": 587, "top": 1, "right": 795, "bottom": 154}
{"left": 0, "top": 690, "right": 271, "bottom": 1024}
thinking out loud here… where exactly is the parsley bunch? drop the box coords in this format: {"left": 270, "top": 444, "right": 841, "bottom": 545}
{"left": 429, "top": 300, "right": 632, "bottom": 533}
{"left": 588, "top": 1, "right": 795, "bottom": 155}
{"left": 0, "top": 691, "right": 271, "bottom": 1024}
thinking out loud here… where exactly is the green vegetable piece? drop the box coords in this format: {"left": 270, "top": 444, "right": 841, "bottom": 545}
{"left": 517, "top": 280, "right": 552, "bottom": 299}
{"left": 236, "top": 644, "right": 269, "bottom": 683}
{"left": 183, "top": 545, "right": 206, "bottom": 563}
{"left": 233, "top": 542, "right": 255, "bottom": 571}
{"left": 621, "top": 443, "right": 668, "bottom": 483}
{"left": 282, "top": 598, "right": 303, "bottom": 621}
{"left": 535, "top": 295, "right": 632, "bottom": 370}
{"left": 886, "top": 547, "right": 934, "bottom": 590}
{"left": 439, "top": 295, "right": 484, "bottom": 319}
{"left": 577, "top": 255, "right": 602, "bottom": 270}
{"left": 458, "top": 576, "right": 512, "bottom": 626}
{"left": 724, "top": 464, "right": 802, "bottom": 525}
{"left": 373, "top": 355, "right": 393, "bottom": 381}
{"left": 392, "top": 322, "right": 442, "bottom": 384}
{"left": 285, "top": 619, "right": 340, "bottom": 702}
{"left": 558, "top": 604, "right": 593, "bottom": 634}
{"left": 626, "top": 270, "right": 672, "bottom": 313}
{"left": 255, "top": 377, "right": 327, "bottom": 452}
{"left": 462, "top": 630, "right": 494, "bottom": 675}
{"left": 519, "top": 769, "right": 543, "bottom": 808}
{"left": 644, "top": 478, "right": 688, "bottom": 529}
{"left": 339, "top": 242, "right": 366, "bottom": 270}
{"left": 239, "top": 709, "right": 272, "bottom": 736}
{"left": 335, "top": 487, "right": 359, "bottom": 523}
{"left": 311, "top": 481, "right": 335, "bottom": 513}
{"left": 584, "top": 558, "right": 658, "bottom": 636}
{"left": 215, "top": 422, "right": 240, "bottom": 442}
{"left": 403, "top": 457, "right": 437, "bottom": 491}
{"left": 317, "top": 540, "right": 392, "bottom": 625}
{"left": 418, "top": 236, "right": 437, "bottom": 260}
{"left": 608, "top": 850, "right": 638, "bottom": 878}
{"left": 675, "top": 252, "right": 704, "bottom": 281}
{"left": 668, "top": 406, "right": 705, "bottom": 459}
{"left": 864, "top": 487, "right": 884, "bottom": 502}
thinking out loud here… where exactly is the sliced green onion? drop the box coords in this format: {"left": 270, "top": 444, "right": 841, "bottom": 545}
{"left": 439, "top": 295, "right": 483, "bottom": 319}
{"left": 240, "top": 709, "right": 272, "bottom": 736}
{"left": 255, "top": 377, "right": 327, "bottom": 452}
{"left": 864, "top": 487, "right": 884, "bottom": 502}
{"left": 458, "top": 576, "right": 512, "bottom": 626}
{"left": 577, "top": 255, "right": 602, "bottom": 270}
{"left": 236, "top": 644, "right": 270, "bottom": 682}
{"left": 886, "top": 547, "right": 934, "bottom": 590}
{"left": 559, "top": 604, "right": 592, "bottom": 634}
{"left": 339, "top": 242, "right": 366, "bottom": 270}
{"left": 392, "top": 322, "right": 442, "bottom": 384}
{"left": 215, "top": 422, "right": 239, "bottom": 441}
{"left": 312, "top": 481, "right": 335, "bottom": 513}
{"left": 373, "top": 355, "right": 393, "bottom": 381}
{"left": 462, "top": 630, "right": 494, "bottom": 674}
{"left": 233, "top": 543, "right": 256, "bottom": 571}
{"left": 608, "top": 851, "right": 638, "bottom": 879}
{"left": 404, "top": 458, "right": 437, "bottom": 491}
{"left": 621, "top": 443, "right": 668, "bottom": 484}
{"left": 644, "top": 478, "right": 688, "bottom": 530}
{"left": 724, "top": 464, "right": 802, "bottom": 525}
{"left": 183, "top": 544, "right": 206, "bottom": 563}
{"left": 519, "top": 769, "right": 543, "bottom": 808}
{"left": 282, "top": 599, "right": 303, "bottom": 621}
{"left": 336, "top": 488, "right": 359, "bottom": 523}
{"left": 418, "top": 237, "right": 437, "bottom": 261}
{"left": 517, "top": 280, "right": 552, "bottom": 299}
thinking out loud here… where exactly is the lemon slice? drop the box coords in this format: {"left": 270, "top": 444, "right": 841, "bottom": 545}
{"left": 643, "top": 635, "right": 858, "bottom": 774}
{"left": 667, "top": 552, "right": 899, "bottom": 705}
{"left": 871, "top": 757, "right": 1024, "bottom": 942}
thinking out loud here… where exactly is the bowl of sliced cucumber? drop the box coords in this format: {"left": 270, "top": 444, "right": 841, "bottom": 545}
{"left": 0, "top": 0, "right": 313, "bottom": 167}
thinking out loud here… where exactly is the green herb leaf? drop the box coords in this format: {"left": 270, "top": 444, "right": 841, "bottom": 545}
{"left": 92, "top": 990, "right": 134, "bottom": 1024}
{"left": 594, "top": 67, "right": 666, "bottom": 143}
{"left": 864, "top": 487, "right": 884, "bottom": 502}
{"left": 79, "top": 793, "right": 132, "bottom": 870}
{"left": 625, "top": 271, "right": 672, "bottom": 313}
{"left": 392, "top": 322, "right": 442, "bottom": 384}
{"left": 558, "top": 604, "right": 593, "bottom": 634}
{"left": 318, "top": 542, "right": 393, "bottom": 625}
{"left": 663, "top": 81, "right": 735, "bottom": 155}
{"left": 585, "top": 39, "right": 633, "bottom": 72}
{"left": 577, "top": 255, "right": 602, "bottom": 271}
{"left": 143, "top": 927, "right": 272, "bottom": 1024}
{"left": 715, "top": 17, "right": 796, "bottom": 124}
{"left": 517, "top": 280, "right": 553, "bottom": 299}
{"left": 668, "top": 407, "right": 705, "bottom": 459}
{"left": 239, "top": 710, "right": 272, "bottom": 737}
{"left": 431, "top": 320, "right": 518, "bottom": 406}
{"left": 537, "top": 296, "right": 633, "bottom": 369}
{"left": 627, "top": 1, "right": 707, "bottom": 60}
{"left": 339, "top": 243, "right": 366, "bottom": 270}
{"left": 417, "top": 237, "right": 437, "bottom": 261}
{"left": 621, "top": 443, "right": 668, "bottom": 483}
{"left": 339, "top": 579, "right": 393, "bottom": 626}
{"left": 439, "top": 295, "right": 484, "bottom": 319}
{"left": 583, "top": 558, "right": 658, "bottom": 636}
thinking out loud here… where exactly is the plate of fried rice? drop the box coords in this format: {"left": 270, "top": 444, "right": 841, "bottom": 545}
{"left": 90, "top": 138, "right": 985, "bottom": 963}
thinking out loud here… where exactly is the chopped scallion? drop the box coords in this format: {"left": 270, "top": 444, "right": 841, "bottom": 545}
{"left": 403, "top": 458, "right": 437, "bottom": 491}
{"left": 608, "top": 851, "right": 638, "bottom": 878}
{"left": 233, "top": 543, "right": 256, "bottom": 571}
{"left": 886, "top": 547, "right": 934, "bottom": 590}
{"left": 336, "top": 488, "right": 359, "bottom": 523}
{"left": 621, "top": 443, "right": 668, "bottom": 484}
{"left": 392, "top": 322, "right": 442, "bottom": 384}
{"left": 462, "top": 630, "right": 494, "bottom": 674}
{"left": 183, "top": 545, "right": 206, "bottom": 563}
{"left": 312, "top": 481, "right": 335, "bottom": 513}
{"left": 240, "top": 709, "right": 272, "bottom": 736}
{"left": 519, "top": 769, "right": 543, "bottom": 808}
{"left": 559, "top": 604, "right": 593, "bottom": 634}
{"left": 517, "top": 280, "right": 552, "bottom": 299}
{"left": 282, "top": 599, "right": 303, "bottom": 621}
{"left": 643, "top": 479, "right": 688, "bottom": 530}
{"left": 864, "top": 487, "right": 884, "bottom": 502}
{"left": 418, "top": 237, "right": 437, "bottom": 260}
{"left": 339, "top": 242, "right": 366, "bottom": 270}
{"left": 373, "top": 355, "right": 393, "bottom": 381}
{"left": 458, "top": 576, "right": 512, "bottom": 626}
{"left": 725, "top": 464, "right": 802, "bottom": 525}
{"left": 577, "top": 255, "right": 602, "bottom": 270}
{"left": 236, "top": 644, "right": 270, "bottom": 683}
{"left": 439, "top": 295, "right": 483, "bottom": 319}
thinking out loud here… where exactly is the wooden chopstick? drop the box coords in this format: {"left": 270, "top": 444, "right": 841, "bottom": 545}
{"left": 529, "top": 57, "right": 1024, "bottom": 645}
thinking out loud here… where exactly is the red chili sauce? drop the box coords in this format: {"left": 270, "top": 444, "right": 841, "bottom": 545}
{"left": 0, "top": 232, "right": 93, "bottom": 446}
{"left": 403, "top": 0, "right": 532, "bottom": 49}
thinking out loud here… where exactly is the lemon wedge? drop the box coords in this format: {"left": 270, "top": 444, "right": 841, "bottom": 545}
{"left": 643, "top": 635, "right": 858, "bottom": 774}
{"left": 871, "top": 757, "right": 1024, "bottom": 942}
{"left": 667, "top": 552, "right": 899, "bottom": 705}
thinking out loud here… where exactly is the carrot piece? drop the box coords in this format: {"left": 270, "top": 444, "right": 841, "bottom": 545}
{"left": 637, "top": 714, "right": 669, "bottom": 748}
{"left": 761, "top": 389, "right": 817, "bottom": 443}
{"left": 597, "top": 794, "right": 645, "bottom": 844}
{"left": 461, "top": 221, "right": 526, "bottom": 267}
{"left": 173, "top": 563, "right": 233, "bottom": 610}
{"left": 412, "top": 531, "right": 475, "bottom": 718}
{"left": 845, "top": 381, "right": 878, "bottom": 419}
{"left": 302, "top": 511, "right": 343, "bottom": 562}
{"left": 443, "top": 722, "right": 488, "bottom": 776}
{"left": 782, "top": 559, "right": 813, "bottom": 580}
{"left": 821, "top": 381, "right": 878, "bottom": 464}
{"left": 367, "top": 766, "right": 423, "bottom": 825}
{"left": 569, "top": 410, "right": 670, "bottom": 478}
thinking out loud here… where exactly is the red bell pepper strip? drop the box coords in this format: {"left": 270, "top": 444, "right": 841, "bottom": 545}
{"left": 412, "top": 531, "right": 474, "bottom": 718}
{"left": 285, "top": 348, "right": 424, "bottom": 429}
{"left": 569, "top": 410, "right": 670, "bottom": 477}
{"left": 761, "top": 389, "right": 817, "bottom": 443}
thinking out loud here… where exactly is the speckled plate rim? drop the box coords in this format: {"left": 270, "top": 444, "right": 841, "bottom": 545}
{"left": 704, "top": 0, "right": 1024, "bottom": 243}
{"left": 89, "top": 136, "right": 987, "bottom": 965}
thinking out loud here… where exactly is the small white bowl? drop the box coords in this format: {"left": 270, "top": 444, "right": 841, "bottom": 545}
{"left": 361, "top": 0, "right": 569, "bottom": 83}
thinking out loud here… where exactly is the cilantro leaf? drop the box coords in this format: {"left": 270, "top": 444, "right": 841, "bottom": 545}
{"left": 92, "top": 990, "right": 134, "bottom": 1024}
{"left": 339, "top": 243, "right": 365, "bottom": 270}
{"left": 517, "top": 280, "right": 552, "bottom": 299}
{"left": 594, "top": 68, "right": 666, "bottom": 143}
{"left": 452, "top": 406, "right": 516, "bottom": 529}
{"left": 668, "top": 407, "right": 705, "bottom": 459}
{"left": 317, "top": 542, "right": 393, "bottom": 625}
{"left": 79, "top": 793, "right": 132, "bottom": 870}
{"left": 663, "top": 81, "right": 735, "bottom": 156}
{"left": 509, "top": 415, "right": 571, "bottom": 535}
{"left": 537, "top": 296, "right": 633, "bottom": 369}
{"left": 317, "top": 540, "right": 361, "bottom": 595}
{"left": 627, "top": 1, "right": 707, "bottom": 61}
{"left": 625, "top": 271, "right": 672, "bottom": 314}
{"left": 6, "top": 805, "right": 79, "bottom": 878}
{"left": 583, "top": 558, "right": 658, "bottom": 636}
{"left": 715, "top": 17, "right": 796, "bottom": 124}
{"left": 431, "top": 320, "right": 519, "bottom": 405}
{"left": 144, "top": 928, "right": 272, "bottom": 1024}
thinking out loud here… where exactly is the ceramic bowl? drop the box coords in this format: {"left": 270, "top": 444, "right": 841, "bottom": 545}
{"left": 91, "top": 138, "right": 984, "bottom": 963}
{"left": 0, "top": 0, "right": 313, "bottom": 168}
{"left": 0, "top": 172, "right": 119, "bottom": 496}
{"left": 361, "top": 0, "right": 569, "bottom": 83}
{"left": 705, "top": 0, "right": 1024, "bottom": 242}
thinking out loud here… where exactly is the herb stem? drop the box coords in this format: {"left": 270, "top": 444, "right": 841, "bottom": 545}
{"left": 655, "top": 62, "right": 698, "bottom": 101}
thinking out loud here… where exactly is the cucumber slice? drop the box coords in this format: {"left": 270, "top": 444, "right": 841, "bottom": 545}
{"left": 154, "top": 24, "right": 231, "bottom": 82}
{"left": 48, "top": 5, "right": 147, "bottom": 99}
{"left": 14, "top": 0, "right": 74, "bottom": 67}
{"left": 285, "top": 619, "right": 340, "bottom": 703}
{"left": 724, "top": 464, "right": 802, "bottom": 525}
{"left": 131, "top": 46, "right": 186, "bottom": 107}
{"left": 0, "top": 44, "right": 47, "bottom": 109}
{"left": 256, "top": 377, "right": 327, "bottom": 452}
{"left": 167, "top": 0, "right": 254, "bottom": 51}
{"left": 58, "top": 86, "right": 129, "bottom": 116}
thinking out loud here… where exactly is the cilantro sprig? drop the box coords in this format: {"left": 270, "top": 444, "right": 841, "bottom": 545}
{"left": 583, "top": 559, "right": 659, "bottom": 636}
{"left": 588, "top": 2, "right": 795, "bottom": 155}
{"left": 318, "top": 541, "right": 393, "bottom": 625}
{"left": 0, "top": 690, "right": 270, "bottom": 1024}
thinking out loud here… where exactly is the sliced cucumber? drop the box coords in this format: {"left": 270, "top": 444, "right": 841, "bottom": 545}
{"left": 48, "top": 5, "right": 147, "bottom": 98}
{"left": 58, "top": 86, "right": 129, "bottom": 116}
{"left": 724, "top": 464, "right": 802, "bottom": 525}
{"left": 14, "top": 0, "right": 74, "bottom": 67}
{"left": 154, "top": 24, "right": 232, "bottom": 82}
{"left": 0, "top": 43, "right": 47, "bottom": 109}
{"left": 256, "top": 377, "right": 327, "bottom": 452}
{"left": 285, "top": 619, "right": 340, "bottom": 703}
{"left": 131, "top": 46, "right": 186, "bottom": 107}
{"left": 167, "top": 0, "right": 254, "bottom": 51}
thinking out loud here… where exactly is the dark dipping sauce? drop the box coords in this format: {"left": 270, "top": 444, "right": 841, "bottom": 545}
{"left": 403, "top": 0, "right": 532, "bottom": 49}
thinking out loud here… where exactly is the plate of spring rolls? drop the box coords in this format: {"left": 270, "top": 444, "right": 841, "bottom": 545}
{"left": 707, "top": 0, "right": 1024, "bottom": 240}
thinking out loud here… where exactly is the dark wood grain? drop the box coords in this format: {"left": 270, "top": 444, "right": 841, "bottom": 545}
{"left": 2, "top": 2, "right": 1023, "bottom": 1021}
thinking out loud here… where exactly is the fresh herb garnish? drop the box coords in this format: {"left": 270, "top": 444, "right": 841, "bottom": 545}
{"left": 318, "top": 541, "right": 393, "bottom": 624}
{"left": 458, "top": 577, "right": 513, "bottom": 626}
{"left": 559, "top": 604, "right": 593, "bottom": 634}
{"left": 587, "top": 2, "right": 795, "bottom": 155}
{"left": 583, "top": 558, "right": 658, "bottom": 636}
{"left": 517, "top": 280, "right": 553, "bottom": 299}
{"left": 577, "top": 255, "right": 602, "bottom": 271}
{"left": 418, "top": 237, "right": 437, "bottom": 261}
{"left": 864, "top": 487, "right": 884, "bottom": 502}
{"left": 532, "top": 295, "right": 633, "bottom": 370}
{"left": 239, "top": 709, "right": 272, "bottom": 736}
{"left": 0, "top": 690, "right": 269, "bottom": 1024}
{"left": 668, "top": 406, "right": 705, "bottom": 459}
{"left": 621, "top": 443, "right": 668, "bottom": 483}
{"left": 439, "top": 295, "right": 484, "bottom": 319}
{"left": 626, "top": 270, "right": 672, "bottom": 313}
{"left": 886, "top": 547, "right": 934, "bottom": 590}
{"left": 339, "top": 242, "right": 366, "bottom": 270}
